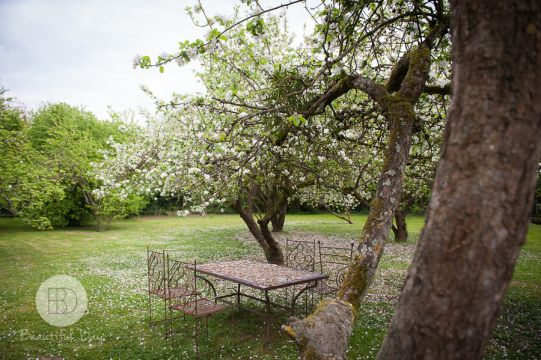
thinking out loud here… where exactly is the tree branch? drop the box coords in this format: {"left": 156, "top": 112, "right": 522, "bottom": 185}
{"left": 424, "top": 83, "right": 452, "bottom": 95}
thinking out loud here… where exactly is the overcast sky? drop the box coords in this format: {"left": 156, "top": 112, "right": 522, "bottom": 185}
{"left": 0, "top": 0, "right": 310, "bottom": 121}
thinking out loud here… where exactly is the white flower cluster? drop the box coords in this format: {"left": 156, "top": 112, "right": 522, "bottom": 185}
{"left": 132, "top": 54, "right": 141, "bottom": 69}
{"left": 176, "top": 210, "right": 189, "bottom": 217}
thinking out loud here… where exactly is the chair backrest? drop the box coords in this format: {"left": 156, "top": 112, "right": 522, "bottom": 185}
{"left": 317, "top": 241, "right": 355, "bottom": 287}
{"left": 147, "top": 249, "right": 166, "bottom": 294}
{"left": 285, "top": 238, "right": 317, "bottom": 271}
{"left": 166, "top": 256, "right": 197, "bottom": 299}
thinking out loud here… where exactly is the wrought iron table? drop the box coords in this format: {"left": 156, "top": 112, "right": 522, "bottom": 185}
{"left": 189, "top": 260, "right": 327, "bottom": 345}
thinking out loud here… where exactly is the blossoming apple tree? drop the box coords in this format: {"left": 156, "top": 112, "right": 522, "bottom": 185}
{"left": 116, "top": 0, "right": 452, "bottom": 357}
{"left": 96, "top": 14, "right": 391, "bottom": 265}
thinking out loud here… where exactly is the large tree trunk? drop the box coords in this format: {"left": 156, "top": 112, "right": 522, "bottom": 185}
{"left": 271, "top": 203, "right": 287, "bottom": 232}
{"left": 283, "top": 36, "right": 440, "bottom": 357}
{"left": 391, "top": 208, "right": 408, "bottom": 242}
{"left": 378, "top": 1, "right": 541, "bottom": 358}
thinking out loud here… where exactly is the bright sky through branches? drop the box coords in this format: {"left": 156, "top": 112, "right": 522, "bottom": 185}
{"left": 0, "top": 0, "right": 312, "bottom": 121}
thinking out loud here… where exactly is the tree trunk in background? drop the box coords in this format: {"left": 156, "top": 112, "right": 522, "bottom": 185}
{"left": 378, "top": 1, "right": 541, "bottom": 358}
{"left": 236, "top": 205, "right": 285, "bottom": 265}
{"left": 258, "top": 216, "right": 285, "bottom": 264}
{"left": 271, "top": 203, "right": 287, "bottom": 232}
{"left": 392, "top": 209, "right": 408, "bottom": 242}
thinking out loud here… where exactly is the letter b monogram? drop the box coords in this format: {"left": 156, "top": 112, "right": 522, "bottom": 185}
{"left": 48, "top": 287, "right": 78, "bottom": 314}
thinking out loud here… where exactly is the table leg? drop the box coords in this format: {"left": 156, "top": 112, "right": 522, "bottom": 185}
{"left": 265, "top": 290, "right": 271, "bottom": 347}
{"left": 237, "top": 283, "right": 241, "bottom": 308}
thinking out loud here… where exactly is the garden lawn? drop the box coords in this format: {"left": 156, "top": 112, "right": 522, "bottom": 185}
{"left": 0, "top": 214, "right": 539, "bottom": 359}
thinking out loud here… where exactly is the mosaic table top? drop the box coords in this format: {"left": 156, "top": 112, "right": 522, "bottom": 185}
{"left": 193, "top": 260, "right": 327, "bottom": 291}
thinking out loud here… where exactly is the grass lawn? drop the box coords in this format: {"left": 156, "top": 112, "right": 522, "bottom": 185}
{"left": 0, "top": 214, "right": 539, "bottom": 359}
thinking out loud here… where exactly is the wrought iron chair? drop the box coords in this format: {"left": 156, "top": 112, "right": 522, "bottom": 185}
{"left": 147, "top": 249, "right": 168, "bottom": 327}
{"left": 147, "top": 248, "right": 199, "bottom": 334}
{"left": 285, "top": 238, "right": 317, "bottom": 271}
{"left": 284, "top": 238, "right": 317, "bottom": 314}
{"left": 166, "top": 257, "right": 230, "bottom": 355}
{"left": 314, "top": 241, "right": 355, "bottom": 297}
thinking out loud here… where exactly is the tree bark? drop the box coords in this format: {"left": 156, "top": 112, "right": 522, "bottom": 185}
{"left": 236, "top": 204, "right": 285, "bottom": 265}
{"left": 392, "top": 208, "right": 408, "bottom": 242}
{"left": 271, "top": 203, "right": 287, "bottom": 232}
{"left": 378, "top": 1, "right": 541, "bottom": 358}
{"left": 233, "top": 185, "right": 285, "bottom": 265}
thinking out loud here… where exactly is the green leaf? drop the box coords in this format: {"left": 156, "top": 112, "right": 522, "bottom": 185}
{"left": 159, "top": 66, "right": 164, "bottom": 74}
{"left": 246, "top": 18, "right": 265, "bottom": 36}
{"left": 286, "top": 114, "right": 306, "bottom": 127}
{"left": 207, "top": 29, "right": 221, "bottom": 41}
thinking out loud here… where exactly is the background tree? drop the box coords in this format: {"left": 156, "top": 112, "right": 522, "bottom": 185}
{"left": 94, "top": 90, "right": 377, "bottom": 263}
{"left": 29, "top": 103, "right": 148, "bottom": 229}
{"left": 392, "top": 94, "right": 448, "bottom": 241}
{"left": 1, "top": 100, "right": 146, "bottom": 230}
{"left": 0, "top": 89, "right": 64, "bottom": 229}
{"left": 101, "top": 14, "right": 390, "bottom": 264}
